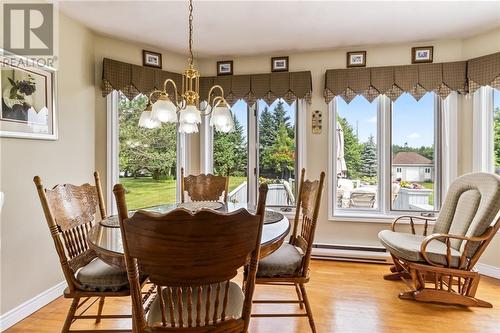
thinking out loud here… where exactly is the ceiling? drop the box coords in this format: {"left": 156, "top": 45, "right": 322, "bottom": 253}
{"left": 59, "top": 1, "right": 500, "bottom": 58}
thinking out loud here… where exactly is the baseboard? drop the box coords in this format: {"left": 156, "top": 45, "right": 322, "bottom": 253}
{"left": 312, "top": 243, "right": 391, "bottom": 264}
{"left": 476, "top": 263, "right": 500, "bottom": 279}
{"left": 0, "top": 281, "right": 67, "bottom": 331}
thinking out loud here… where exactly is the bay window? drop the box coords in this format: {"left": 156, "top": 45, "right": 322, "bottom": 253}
{"left": 330, "top": 92, "right": 445, "bottom": 219}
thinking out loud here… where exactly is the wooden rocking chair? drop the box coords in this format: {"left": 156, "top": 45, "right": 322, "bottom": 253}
{"left": 379, "top": 172, "right": 500, "bottom": 307}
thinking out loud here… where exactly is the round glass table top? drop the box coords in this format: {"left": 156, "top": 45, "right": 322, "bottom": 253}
{"left": 87, "top": 203, "right": 290, "bottom": 264}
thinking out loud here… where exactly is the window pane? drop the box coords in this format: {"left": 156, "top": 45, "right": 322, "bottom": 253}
{"left": 213, "top": 100, "right": 248, "bottom": 203}
{"left": 494, "top": 89, "right": 500, "bottom": 175}
{"left": 391, "top": 92, "right": 438, "bottom": 212}
{"left": 118, "top": 93, "right": 177, "bottom": 209}
{"left": 335, "top": 96, "right": 378, "bottom": 210}
{"left": 258, "top": 99, "right": 296, "bottom": 207}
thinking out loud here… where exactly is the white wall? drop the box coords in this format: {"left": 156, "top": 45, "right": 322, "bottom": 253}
{"left": 0, "top": 13, "right": 95, "bottom": 314}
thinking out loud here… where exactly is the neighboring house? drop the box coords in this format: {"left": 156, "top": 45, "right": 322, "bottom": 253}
{"left": 392, "top": 152, "right": 434, "bottom": 182}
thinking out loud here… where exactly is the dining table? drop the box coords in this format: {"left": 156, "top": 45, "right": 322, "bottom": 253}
{"left": 87, "top": 202, "right": 291, "bottom": 268}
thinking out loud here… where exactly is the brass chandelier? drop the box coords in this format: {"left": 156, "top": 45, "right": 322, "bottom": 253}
{"left": 138, "top": 0, "right": 234, "bottom": 134}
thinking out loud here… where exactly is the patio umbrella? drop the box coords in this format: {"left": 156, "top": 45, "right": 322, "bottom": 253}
{"left": 336, "top": 121, "right": 347, "bottom": 177}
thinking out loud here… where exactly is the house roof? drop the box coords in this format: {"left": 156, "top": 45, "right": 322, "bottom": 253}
{"left": 393, "top": 152, "right": 433, "bottom": 165}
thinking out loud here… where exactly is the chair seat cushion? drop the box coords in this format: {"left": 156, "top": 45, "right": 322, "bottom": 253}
{"left": 76, "top": 258, "right": 129, "bottom": 292}
{"left": 257, "top": 243, "right": 303, "bottom": 278}
{"left": 147, "top": 282, "right": 244, "bottom": 326}
{"left": 378, "top": 230, "right": 462, "bottom": 268}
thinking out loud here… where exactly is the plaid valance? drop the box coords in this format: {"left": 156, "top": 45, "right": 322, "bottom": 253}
{"left": 468, "top": 52, "right": 500, "bottom": 93}
{"left": 101, "top": 58, "right": 182, "bottom": 100}
{"left": 200, "top": 72, "right": 312, "bottom": 106}
{"left": 324, "top": 52, "right": 500, "bottom": 103}
{"left": 101, "top": 58, "right": 312, "bottom": 106}
{"left": 324, "top": 61, "right": 467, "bottom": 103}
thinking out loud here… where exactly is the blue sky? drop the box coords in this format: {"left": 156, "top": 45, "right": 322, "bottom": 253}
{"left": 230, "top": 98, "right": 296, "bottom": 144}
{"left": 338, "top": 92, "right": 435, "bottom": 147}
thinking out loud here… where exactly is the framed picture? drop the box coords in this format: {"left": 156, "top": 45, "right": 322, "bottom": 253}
{"left": 1, "top": 52, "right": 57, "bottom": 140}
{"left": 217, "top": 61, "right": 233, "bottom": 76}
{"left": 347, "top": 51, "right": 366, "bottom": 67}
{"left": 412, "top": 46, "right": 433, "bottom": 64}
{"left": 143, "top": 50, "right": 162, "bottom": 68}
{"left": 271, "top": 56, "right": 289, "bottom": 72}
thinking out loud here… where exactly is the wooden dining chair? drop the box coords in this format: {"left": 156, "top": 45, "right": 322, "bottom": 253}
{"left": 34, "top": 172, "right": 133, "bottom": 333}
{"left": 113, "top": 183, "right": 268, "bottom": 332}
{"left": 180, "top": 167, "right": 229, "bottom": 203}
{"left": 251, "top": 169, "right": 325, "bottom": 333}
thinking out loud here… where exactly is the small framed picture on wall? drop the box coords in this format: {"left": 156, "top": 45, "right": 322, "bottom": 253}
{"left": 412, "top": 46, "right": 433, "bottom": 64}
{"left": 143, "top": 50, "right": 162, "bottom": 68}
{"left": 271, "top": 56, "right": 289, "bottom": 72}
{"left": 217, "top": 61, "right": 233, "bottom": 76}
{"left": 346, "top": 51, "right": 366, "bottom": 67}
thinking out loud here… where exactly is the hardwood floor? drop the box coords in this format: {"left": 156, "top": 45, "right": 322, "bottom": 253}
{"left": 5, "top": 260, "right": 500, "bottom": 333}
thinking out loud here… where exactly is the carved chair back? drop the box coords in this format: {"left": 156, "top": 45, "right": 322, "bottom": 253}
{"left": 33, "top": 172, "right": 107, "bottom": 292}
{"left": 114, "top": 183, "right": 268, "bottom": 333}
{"left": 290, "top": 169, "right": 325, "bottom": 277}
{"left": 181, "top": 167, "right": 229, "bottom": 203}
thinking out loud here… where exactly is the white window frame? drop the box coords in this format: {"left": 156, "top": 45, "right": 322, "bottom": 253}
{"left": 200, "top": 99, "right": 307, "bottom": 210}
{"left": 328, "top": 93, "right": 457, "bottom": 222}
{"left": 473, "top": 86, "right": 495, "bottom": 173}
{"left": 106, "top": 91, "right": 188, "bottom": 215}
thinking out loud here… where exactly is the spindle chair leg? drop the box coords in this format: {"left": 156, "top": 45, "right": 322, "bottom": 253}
{"left": 62, "top": 297, "right": 79, "bottom": 333}
{"left": 96, "top": 297, "right": 105, "bottom": 324}
{"left": 294, "top": 283, "right": 304, "bottom": 310}
{"left": 299, "top": 284, "right": 316, "bottom": 333}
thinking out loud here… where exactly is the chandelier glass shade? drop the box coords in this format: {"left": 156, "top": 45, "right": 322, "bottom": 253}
{"left": 138, "top": 0, "right": 234, "bottom": 134}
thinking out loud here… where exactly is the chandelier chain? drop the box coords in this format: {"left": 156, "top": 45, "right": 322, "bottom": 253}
{"left": 188, "top": 0, "right": 194, "bottom": 66}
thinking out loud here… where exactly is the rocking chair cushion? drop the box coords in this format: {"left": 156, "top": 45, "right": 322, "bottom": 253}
{"left": 378, "top": 230, "right": 462, "bottom": 268}
{"left": 76, "top": 258, "right": 129, "bottom": 292}
{"left": 257, "top": 243, "right": 303, "bottom": 277}
{"left": 147, "top": 282, "right": 244, "bottom": 326}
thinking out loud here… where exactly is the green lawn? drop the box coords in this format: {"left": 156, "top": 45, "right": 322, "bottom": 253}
{"left": 120, "top": 177, "right": 177, "bottom": 210}
{"left": 120, "top": 176, "right": 247, "bottom": 210}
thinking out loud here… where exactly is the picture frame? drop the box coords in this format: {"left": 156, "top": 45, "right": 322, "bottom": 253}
{"left": 217, "top": 61, "right": 233, "bottom": 76}
{"left": 143, "top": 50, "right": 162, "bottom": 68}
{"left": 412, "top": 46, "right": 433, "bottom": 64}
{"left": 1, "top": 51, "right": 58, "bottom": 140}
{"left": 271, "top": 56, "right": 289, "bottom": 72}
{"left": 346, "top": 51, "right": 366, "bottom": 68}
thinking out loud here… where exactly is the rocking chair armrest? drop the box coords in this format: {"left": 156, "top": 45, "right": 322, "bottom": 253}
{"left": 391, "top": 215, "right": 437, "bottom": 235}
{"left": 420, "top": 233, "right": 489, "bottom": 268}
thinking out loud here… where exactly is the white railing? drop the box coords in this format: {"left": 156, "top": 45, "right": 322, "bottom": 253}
{"left": 228, "top": 181, "right": 248, "bottom": 203}
{"left": 393, "top": 188, "right": 433, "bottom": 210}
{"left": 228, "top": 181, "right": 294, "bottom": 206}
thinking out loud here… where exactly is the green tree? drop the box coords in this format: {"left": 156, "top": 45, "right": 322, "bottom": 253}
{"left": 338, "top": 116, "right": 362, "bottom": 179}
{"left": 361, "top": 134, "right": 377, "bottom": 177}
{"left": 213, "top": 116, "right": 247, "bottom": 177}
{"left": 262, "top": 123, "right": 295, "bottom": 179}
{"left": 118, "top": 94, "right": 177, "bottom": 180}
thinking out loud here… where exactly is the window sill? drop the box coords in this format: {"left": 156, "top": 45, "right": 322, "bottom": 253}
{"left": 329, "top": 212, "right": 438, "bottom": 224}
